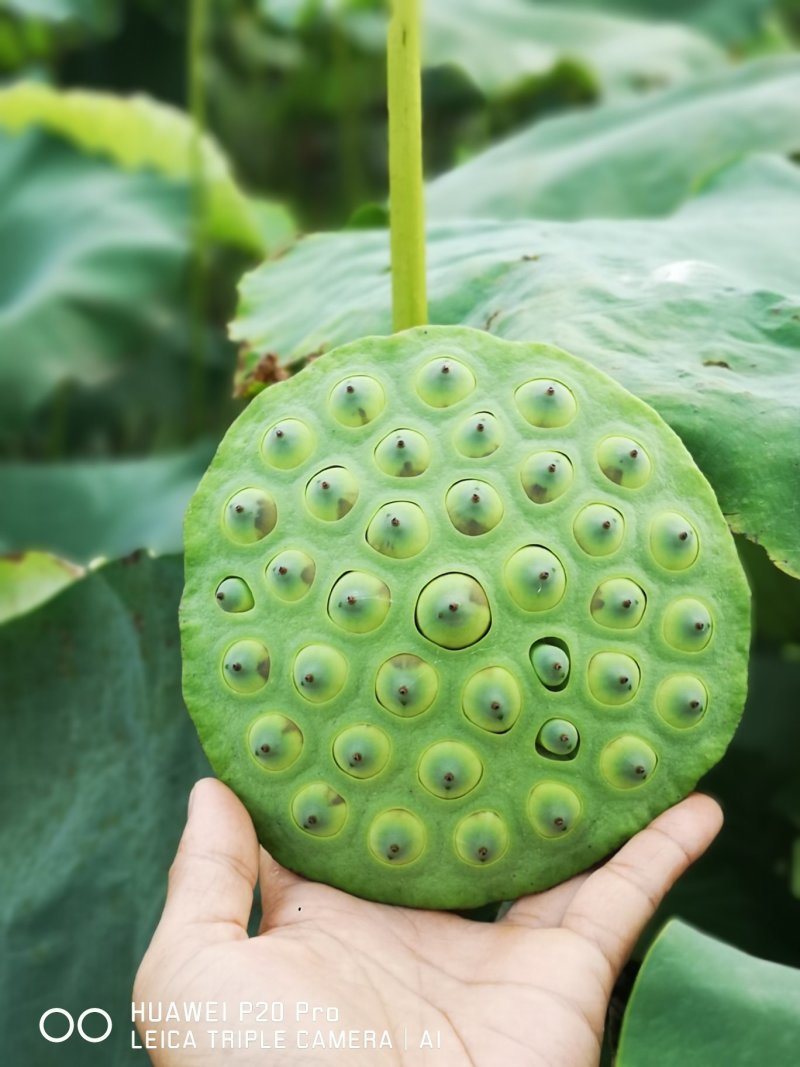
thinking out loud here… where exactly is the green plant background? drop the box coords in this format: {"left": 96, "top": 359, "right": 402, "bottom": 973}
{"left": 1, "top": 0, "right": 799, "bottom": 1063}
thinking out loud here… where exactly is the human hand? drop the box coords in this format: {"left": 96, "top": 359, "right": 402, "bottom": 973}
{"left": 134, "top": 778, "right": 722, "bottom": 1067}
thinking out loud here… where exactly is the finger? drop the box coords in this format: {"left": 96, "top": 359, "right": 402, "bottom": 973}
{"left": 161, "top": 777, "right": 259, "bottom": 937}
{"left": 561, "top": 793, "right": 723, "bottom": 973}
{"left": 257, "top": 847, "right": 306, "bottom": 931}
{"left": 503, "top": 870, "right": 592, "bottom": 930}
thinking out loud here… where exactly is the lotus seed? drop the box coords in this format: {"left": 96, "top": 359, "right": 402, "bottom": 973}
{"left": 520, "top": 451, "right": 574, "bottom": 504}
{"left": 328, "top": 571, "right": 391, "bottom": 633}
{"left": 375, "top": 654, "right": 439, "bottom": 717}
{"left": 416, "top": 356, "right": 475, "bottom": 407}
{"left": 597, "top": 436, "right": 652, "bottom": 488}
{"left": 366, "top": 500, "right": 430, "bottom": 558}
{"left": 415, "top": 573, "right": 491, "bottom": 649}
{"left": 590, "top": 578, "right": 647, "bottom": 629}
{"left": 261, "top": 418, "right": 315, "bottom": 469}
{"left": 418, "top": 740, "right": 484, "bottom": 799}
{"left": 222, "top": 639, "right": 270, "bottom": 693}
{"left": 663, "top": 597, "right": 714, "bottom": 651}
{"left": 446, "top": 480, "right": 504, "bottom": 535}
{"left": 588, "top": 651, "right": 641, "bottom": 705}
{"left": 656, "top": 674, "right": 708, "bottom": 728}
{"left": 329, "top": 375, "right": 386, "bottom": 427}
{"left": 515, "top": 379, "right": 577, "bottom": 428}
{"left": 293, "top": 644, "right": 348, "bottom": 703}
{"left": 333, "top": 724, "right": 391, "bottom": 779}
{"left": 223, "top": 488, "right": 277, "bottom": 543}
{"left": 265, "top": 549, "right": 316, "bottom": 602}
{"left": 305, "top": 466, "right": 359, "bottom": 521}
{"left": 650, "top": 512, "right": 700, "bottom": 571}
{"left": 454, "top": 811, "right": 510, "bottom": 866}
{"left": 291, "top": 782, "right": 348, "bottom": 836}
{"left": 368, "top": 809, "right": 426, "bottom": 865}
{"left": 600, "top": 736, "right": 658, "bottom": 789}
{"left": 215, "top": 576, "right": 254, "bottom": 613}
{"left": 528, "top": 782, "right": 582, "bottom": 837}
{"left": 374, "top": 428, "right": 431, "bottom": 477}
{"left": 504, "top": 546, "right": 566, "bottom": 612}
{"left": 536, "top": 719, "right": 580, "bottom": 758}
{"left": 530, "top": 640, "right": 571, "bottom": 689}
{"left": 573, "top": 503, "right": 625, "bottom": 556}
{"left": 453, "top": 411, "right": 502, "bottom": 457}
{"left": 248, "top": 713, "right": 303, "bottom": 771}
{"left": 462, "top": 666, "right": 522, "bottom": 733}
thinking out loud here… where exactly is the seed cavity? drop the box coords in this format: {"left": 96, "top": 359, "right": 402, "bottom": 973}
{"left": 292, "top": 644, "right": 348, "bottom": 703}
{"left": 215, "top": 576, "right": 254, "bottom": 613}
{"left": 446, "top": 479, "right": 504, "bottom": 536}
{"left": 415, "top": 356, "right": 475, "bottom": 407}
{"left": 515, "top": 379, "right": 577, "bottom": 428}
{"left": 573, "top": 503, "right": 625, "bottom": 556}
{"left": 248, "top": 713, "right": 303, "bottom": 771}
{"left": 462, "top": 666, "right": 522, "bottom": 733}
{"left": 663, "top": 597, "right": 714, "bottom": 652}
{"left": 454, "top": 811, "right": 510, "bottom": 867}
{"left": 328, "top": 571, "right": 391, "bottom": 633}
{"left": 590, "top": 578, "right": 647, "bottom": 629}
{"left": 223, "top": 488, "right": 277, "bottom": 544}
{"left": 366, "top": 500, "right": 430, "bottom": 559}
{"left": 415, "top": 573, "right": 491, "bottom": 649}
{"left": 374, "top": 428, "right": 431, "bottom": 477}
{"left": 656, "top": 674, "right": 709, "bottom": 729}
{"left": 536, "top": 719, "right": 580, "bottom": 759}
{"left": 291, "top": 783, "right": 348, "bottom": 836}
{"left": 375, "top": 653, "right": 439, "bottom": 717}
{"left": 265, "top": 549, "right": 316, "bottom": 602}
{"left": 333, "top": 724, "right": 391, "bottom": 779}
{"left": 650, "top": 512, "right": 700, "bottom": 571}
{"left": 504, "top": 545, "right": 566, "bottom": 612}
{"left": 587, "top": 651, "right": 641, "bottom": 705}
{"left": 520, "top": 450, "right": 574, "bottom": 504}
{"left": 261, "top": 418, "right": 314, "bottom": 470}
{"left": 600, "top": 736, "right": 658, "bottom": 789}
{"left": 418, "top": 740, "right": 484, "bottom": 799}
{"left": 528, "top": 782, "right": 582, "bottom": 838}
{"left": 530, "top": 639, "right": 571, "bottom": 689}
{"left": 305, "top": 466, "right": 359, "bottom": 521}
{"left": 453, "top": 411, "right": 502, "bottom": 458}
{"left": 597, "top": 436, "right": 652, "bottom": 489}
{"left": 368, "top": 809, "right": 426, "bottom": 866}
{"left": 329, "top": 375, "right": 386, "bottom": 427}
{"left": 222, "top": 639, "right": 270, "bottom": 694}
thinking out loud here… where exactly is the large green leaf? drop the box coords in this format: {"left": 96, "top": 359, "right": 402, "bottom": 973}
{"left": 232, "top": 156, "right": 800, "bottom": 577}
{"left": 0, "top": 0, "right": 119, "bottom": 33}
{"left": 618, "top": 920, "right": 800, "bottom": 1065}
{"left": 0, "top": 550, "right": 83, "bottom": 624}
{"left": 427, "top": 56, "right": 800, "bottom": 221}
{"left": 0, "top": 554, "right": 207, "bottom": 1067}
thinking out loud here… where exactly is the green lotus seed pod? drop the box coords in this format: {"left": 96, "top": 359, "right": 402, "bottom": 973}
{"left": 293, "top": 644, "right": 347, "bottom": 703}
{"left": 416, "top": 355, "right": 475, "bottom": 407}
{"left": 536, "top": 719, "right": 579, "bottom": 758}
{"left": 327, "top": 571, "right": 391, "bottom": 634}
{"left": 453, "top": 411, "right": 502, "bottom": 458}
{"left": 590, "top": 577, "right": 647, "bottom": 630}
{"left": 504, "top": 546, "right": 566, "bottom": 612}
{"left": 305, "top": 466, "right": 359, "bottom": 522}
{"left": 248, "top": 713, "right": 303, "bottom": 772}
{"left": 418, "top": 740, "right": 484, "bottom": 799}
{"left": 663, "top": 597, "right": 713, "bottom": 652}
{"left": 374, "top": 428, "right": 431, "bottom": 477}
{"left": 222, "top": 639, "right": 270, "bottom": 694}
{"left": 573, "top": 503, "right": 625, "bottom": 557}
{"left": 265, "top": 549, "right": 316, "bottom": 602}
{"left": 600, "top": 736, "right": 658, "bottom": 789}
{"left": 223, "top": 488, "right": 277, "bottom": 544}
{"left": 261, "top": 418, "right": 315, "bottom": 470}
{"left": 650, "top": 512, "right": 700, "bottom": 571}
{"left": 366, "top": 500, "right": 430, "bottom": 559}
{"left": 415, "top": 573, "right": 491, "bottom": 649}
{"left": 530, "top": 641, "right": 570, "bottom": 689}
{"left": 368, "top": 808, "right": 426, "bottom": 865}
{"left": 588, "top": 651, "right": 641, "bottom": 705}
{"left": 454, "top": 811, "right": 510, "bottom": 866}
{"left": 332, "top": 724, "right": 391, "bottom": 779}
{"left": 520, "top": 450, "right": 574, "bottom": 504}
{"left": 291, "top": 782, "right": 348, "bottom": 836}
{"left": 597, "top": 436, "right": 652, "bottom": 489}
{"left": 329, "top": 374, "right": 385, "bottom": 427}
{"left": 656, "top": 674, "right": 708, "bottom": 729}
{"left": 215, "top": 576, "right": 254, "bottom": 613}
{"left": 445, "top": 480, "right": 504, "bottom": 536}
{"left": 375, "top": 653, "right": 439, "bottom": 717}
{"left": 515, "top": 379, "right": 577, "bottom": 428}
{"left": 462, "top": 666, "right": 522, "bottom": 733}
{"left": 528, "top": 782, "right": 582, "bottom": 838}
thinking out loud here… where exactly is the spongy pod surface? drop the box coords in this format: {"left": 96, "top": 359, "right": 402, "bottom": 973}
{"left": 181, "top": 326, "right": 751, "bottom": 909}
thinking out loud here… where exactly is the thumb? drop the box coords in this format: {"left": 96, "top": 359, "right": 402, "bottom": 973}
{"left": 160, "top": 777, "right": 259, "bottom": 937}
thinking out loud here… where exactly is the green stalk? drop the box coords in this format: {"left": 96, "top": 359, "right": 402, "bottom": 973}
{"left": 187, "top": 0, "right": 209, "bottom": 437}
{"left": 387, "top": 0, "right": 428, "bottom": 331}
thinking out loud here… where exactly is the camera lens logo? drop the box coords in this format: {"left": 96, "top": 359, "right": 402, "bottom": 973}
{"left": 39, "top": 1008, "right": 112, "bottom": 1044}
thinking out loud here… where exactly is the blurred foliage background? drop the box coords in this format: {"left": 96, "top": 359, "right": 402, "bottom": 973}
{"left": 1, "top": 1, "right": 799, "bottom": 1064}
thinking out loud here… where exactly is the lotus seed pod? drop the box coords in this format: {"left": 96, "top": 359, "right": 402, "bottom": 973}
{"left": 374, "top": 428, "right": 431, "bottom": 477}
{"left": 528, "top": 782, "right": 582, "bottom": 837}
{"left": 454, "top": 811, "right": 510, "bottom": 866}
{"left": 590, "top": 577, "right": 647, "bottom": 630}
{"left": 249, "top": 713, "right": 304, "bottom": 772}
{"left": 588, "top": 651, "right": 641, "bottom": 705}
{"left": 656, "top": 674, "right": 708, "bottom": 729}
{"left": 332, "top": 724, "right": 391, "bottom": 779}
{"left": 520, "top": 450, "right": 574, "bottom": 504}
{"left": 663, "top": 597, "right": 713, "bottom": 652}
{"left": 215, "top": 576, "right": 254, "bottom": 613}
{"left": 366, "top": 500, "right": 430, "bottom": 559}
{"left": 291, "top": 782, "right": 348, "bottom": 836}
{"left": 224, "top": 488, "right": 277, "bottom": 544}
{"left": 222, "top": 639, "right": 270, "bottom": 693}
{"left": 329, "top": 375, "right": 385, "bottom": 427}
{"left": 515, "top": 379, "right": 577, "bottom": 428}
{"left": 537, "top": 719, "right": 580, "bottom": 758}
{"left": 504, "top": 545, "right": 566, "bottom": 612}
{"left": 650, "top": 512, "right": 700, "bottom": 571}
{"left": 327, "top": 571, "right": 391, "bottom": 634}
{"left": 445, "top": 480, "right": 504, "bottom": 536}
{"left": 530, "top": 641, "right": 570, "bottom": 689}
{"left": 261, "top": 418, "right": 314, "bottom": 470}
{"left": 292, "top": 644, "right": 347, "bottom": 703}
{"left": 597, "top": 436, "right": 652, "bottom": 488}
{"left": 183, "top": 325, "right": 750, "bottom": 910}
{"left": 305, "top": 466, "right": 359, "bottom": 521}
{"left": 462, "top": 666, "right": 522, "bottom": 733}
{"left": 415, "top": 573, "right": 491, "bottom": 649}
{"left": 375, "top": 653, "right": 438, "bottom": 717}
{"left": 573, "top": 503, "right": 625, "bottom": 557}
{"left": 600, "top": 736, "right": 658, "bottom": 789}
{"left": 453, "top": 411, "right": 502, "bottom": 458}
{"left": 418, "top": 740, "right": 484, "bottom": 799}
{"left": 416, "top": 355, "right": 475, "bottom": 407}
{"left": 368, "top": 808, "right": 426, "bottom": 865}
{"left": 266, "top": 549, "right": 316, "bottom": 602}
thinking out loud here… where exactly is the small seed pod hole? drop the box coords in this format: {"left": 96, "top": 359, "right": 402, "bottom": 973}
{"left": 329, "top": 374, "right": 385, "bottom": 427}
{"left": 600, "top": 736, "right": 658, "bottom": 790}
{"left": 332, "top": 724, "right": 391, "bottom": 779}
{"left": 445, "top": 480, "right": 504, "bottom": 536}
{"left": 527, "top": 782, "right": 582, "bottom": 838}
{"left": 221, "top": 639, "right": 270, "bottom": 694}
{"left": 453, "top": 411, "right": 502, "bottom": 458}
{"left": 588, "top": 651, "right": 641, "bottom": 706}
{"left": 520, "top": 450, "right": 574, "bottom": 504}
{"left": 515, "top": 379, "right": 577, "bottom": 428}
{"left": 368, "top": 808, "right": 426, "bottom": 866}
{"left": 656, "top": 674, "right": 709, "bottom": 729}
{"left": 415, "top": 355, "right": 475, "bottom": 408}
{"left": 292, "top": 644, "right": 348, "bottom": 703}
{"left": 462, "top": 665, "right": 522, "bottom": 733}
{"left": 327, "top": 571, "right": 391, "bottom": 634}
{"left": 375, "top": 653, "right": 439, "bottom": 717}
{"left": 374, "top": 428, "right": 431, "bottom": 478}
{"left": 454, "top": 811, "right": 510, "bottom": 867}
{"left": 223, "top": 488, "right": 277, "bottom": 544}
{"left": 536, "top": 718, "right": 580, "bottom": 760}
{"left": 662, "top": 597, "right": 713, "bottom": 652}
{"left": 504, "top": 545, "right": 566, "bottom": 612}
{"left": 366, "top": 500, "right": 430, "bottom": 559}
{"left": 305, "top": 466, "right": 359, "bottom": 522}
{"left": 418, "top": 740, "right": 484, "bottom": 799}
{"left": 573, "top": 503, "right": 625, "bottom": 557}
{"left": 215, "top": 576, "right": 254, "bottom": 613}
{"left": 596, "top": 436, "right": 652, "bottom": 489}
{"left": 530, "top": 639, "right": 571, "bottom": 690}
{"left": 291, "top": 782, "right": 348, "bottom": 836}
{"left": 650, "top": 512, "right": 700, "bottom": 571}
{"left": 265, "top": 549, "right": 316, "bottom": 602}
{"left": 261, "top": 418, "right": 314, "bottom": 470}
{"left": 248, "top": 713, "right": 303, "bottom": 772}
{"left": 415, "top": 573, "right": 491, "bottom": 650}
{"left": 590, "top": 577, "right": 647, "bottom": 630}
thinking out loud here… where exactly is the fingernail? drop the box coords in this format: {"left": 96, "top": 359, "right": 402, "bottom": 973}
{"left": 188, "top": 782, "right": 199, "bottom": 816}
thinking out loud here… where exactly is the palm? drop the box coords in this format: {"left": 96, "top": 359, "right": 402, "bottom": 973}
{"left": 135, "top": 781, "right": 721, "bottom": 1067}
